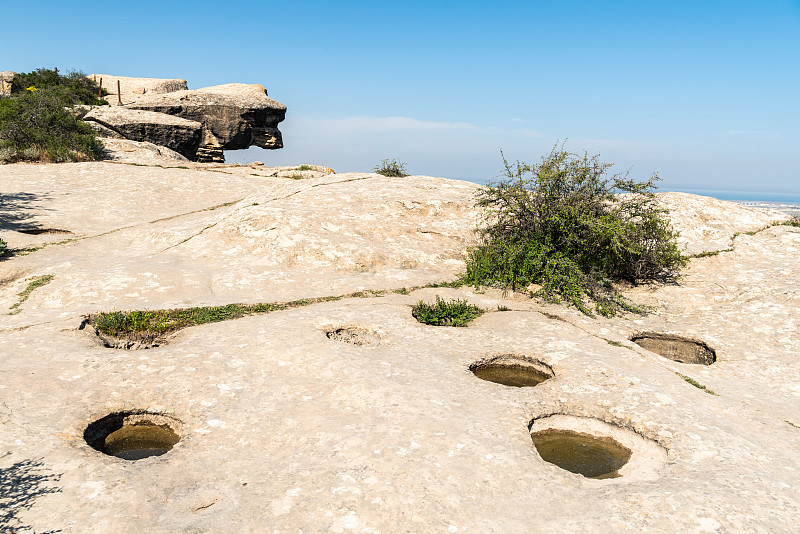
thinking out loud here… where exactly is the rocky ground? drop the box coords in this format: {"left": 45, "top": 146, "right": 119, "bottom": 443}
{"left": 1, "top": 147, "right": 799, "bottom": 533}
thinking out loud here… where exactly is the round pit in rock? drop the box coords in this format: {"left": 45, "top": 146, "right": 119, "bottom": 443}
{"left": 326, "top": 326, "right": 382, "bottom": 346}
{"left": 630, "top": 332, "right": 716, "bottom": 365}
{"left": 469, "top": 355, "right": 554, "bottom": 387}
{"left": 84, "top": 411, "right": 181, "bottom": 461}
{"left": 529, "top": 415, "right": 666, "bottom": 481}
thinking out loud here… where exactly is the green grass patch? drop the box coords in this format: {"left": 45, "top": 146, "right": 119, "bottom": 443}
{"left": 463, "top": 144, "right": 687, "bottom": 317}
{"left": 0, "top": 237, "right": 6, "bottom": 257}
{"left": 89, "top": 286, "right": 428, "bottom": 344}
{"left": 296, "top": 164, "right": 313, "bottom": 171}
{"left": 784, "top": 217, "right": 800, "bottom": 228}
{"left": 374, "top": 158, "right": 409, "bottom": 177}
{"left": 676, "top": 372, "right": 718, "bottom": 395}
{"left": 786, "top": 420, "right": 800, "bottom": 429}
{"left": 496, "top": 304, "right": 511, "bottom": 311}
{"left": 8, "top": 274, "right": 54, "bottom": 313}
{"left": 411, "top": 296, "right": 484, "bottom": 327}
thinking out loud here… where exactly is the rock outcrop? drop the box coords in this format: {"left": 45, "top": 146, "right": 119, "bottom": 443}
{"left": 128, "top": 83, "right": 286, "bottom": 156}
{"left": 84, "top": 107, "right": 202, "bottom": 160}
{"left": 84, "top": 76, "right": 287, "bottom": 163}
{"left": 88, "top": 74, "right": 188, "bottom": 106}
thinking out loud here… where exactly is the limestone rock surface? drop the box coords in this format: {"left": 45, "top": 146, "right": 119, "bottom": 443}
{"left": 84, "top": 107, "right": 202, "bottom": 159}
{"left": 0, "top": 70, "right": 15, "bottom": 95}
{"left": 1, "top": 159, "right": 798, "bottom": 533}
{"left": 128, "top": 83, "right": 287, "bottom": 152}
{"left": 88, "top": 74, "right": 187, "bottom": 105}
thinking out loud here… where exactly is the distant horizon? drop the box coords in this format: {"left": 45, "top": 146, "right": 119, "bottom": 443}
{"left": 6, "top": 1, "right": 798, "bottom": 196}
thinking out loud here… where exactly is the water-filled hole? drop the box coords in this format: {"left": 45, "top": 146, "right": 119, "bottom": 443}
{"left": 469, "top": 355, "right": 553, "bottom": 387}
{"left": 84, "top": 411, "right": 181, "bottom": 461}
{"left": 531, "top": 429, "right": 631, "bottom": 479}
{"left": 326, "top": 326, "right": 381, "bottom": 346}
{"left": 630, "top": 332, "right": 716, "bottom": 365}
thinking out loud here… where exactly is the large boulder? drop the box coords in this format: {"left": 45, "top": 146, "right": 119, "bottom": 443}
{"left": 84, "top": 106, "right": 202, "bottom": 160}
{"left": 128, "top": 83, "right": 286, "bottom": 153}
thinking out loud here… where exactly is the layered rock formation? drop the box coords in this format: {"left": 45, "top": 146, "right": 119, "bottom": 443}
{"left": 84, "top": 107, "right": 202, "bottom": 159}
{"left": 83, "top": 76, "right": 286, "bottom": 163}
{"left": 128, "top": 83, "right": 286, "bottom": 162}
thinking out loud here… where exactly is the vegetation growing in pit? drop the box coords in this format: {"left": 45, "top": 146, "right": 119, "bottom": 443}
{"left": 411, "top": 296, "right": 484, "bottom": 327}
{"left": 0, "top": 237, "right": 6, "bottom": 257}
{"left": 463, "top": 144, "right": 688, "bottom": 317}
{"left": 374, "top": 158, "right": 409, "bottom": 177}
{"left": 7, "top": 274, "right": 54, "bottom": 314}
{"left": 0, "top": 68, "right": 106, "bottom": 163}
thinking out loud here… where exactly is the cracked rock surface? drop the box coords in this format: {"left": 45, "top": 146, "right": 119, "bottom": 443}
{"left": 1, "top": 160, "right": 798, "bottom": 533}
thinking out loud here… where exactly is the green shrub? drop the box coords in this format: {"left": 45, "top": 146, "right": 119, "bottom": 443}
{"left": 412, "top": 296, "right": 484, "bottom": 326}
{"left": 296, "top": 164, "right": 313, "bottom": 171}
{"left": 463, "top": 144, "right": 687, "bottom": 317}
{"left": 374, "top": 158, "right": 409, "bottom": 177}
{"left": 0, "top": 237, "right": 6, "bottom": 256}
{"left": 11, "top": 68, "right": 108, "bottom": 106}
{"left": 0, "top": 85, "right": 103, "bottom": 163}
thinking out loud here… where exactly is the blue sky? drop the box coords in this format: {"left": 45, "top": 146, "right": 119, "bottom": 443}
{"left": 4, "top": 1, "right": 799, "bottom": 196}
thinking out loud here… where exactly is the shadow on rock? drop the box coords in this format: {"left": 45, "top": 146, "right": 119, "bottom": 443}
{"left": 0, "top": 455, "right": 62, "bottom": 533}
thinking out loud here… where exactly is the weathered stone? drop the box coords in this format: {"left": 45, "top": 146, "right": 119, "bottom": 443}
{"left": 0, "top": 71, "right": 15, "bottom": 96}
{"left": 128, "top": 83, "right": 286, "bottom": 151}
{"left": 99, "top": 138, "right": 191, "bottom": 164}
{"left": 88, "top": 74, "right": 187, "bottom": 106}
{"left": 1, "top": 160, "right": 798, "bottom": 532}
{"left": 84, "top": 106, "right": 202, "bottom": 159}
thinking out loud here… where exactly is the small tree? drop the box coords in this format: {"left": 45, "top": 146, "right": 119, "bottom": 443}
{"left": 463, "top": 144, "right": 687, "bottom": 317}
{"left": 0, "top": 87, "right": 103, "bottom": 163}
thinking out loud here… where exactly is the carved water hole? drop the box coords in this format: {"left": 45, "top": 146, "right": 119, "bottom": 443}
{"left": 630, "top": 332, "right": 716, "bottom": 365}
{"left": 84, "top": 411, "right": 181, "bottom": 461}
{"left": 469, "top": 355, "right": 554, "bottom": 387}
{"left": 529, "top": 415, "right": 666, "bottom": 481}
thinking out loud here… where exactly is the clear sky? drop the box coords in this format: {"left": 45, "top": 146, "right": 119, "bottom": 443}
{"left": 4, "top": 1, "right": 799, "bottom": 196}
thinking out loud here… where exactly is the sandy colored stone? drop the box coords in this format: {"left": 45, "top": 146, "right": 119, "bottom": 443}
{"left": 1, "top": 160, "right": 798, "bottom": 532}
{"left": 88, "top": 74, "right": 187, "bottom": 106}
{"left": 128, "top": 83, "right": 287, "bottom": 151}
{"left": 84, "top": 107, "right": 203, "bottom": 159}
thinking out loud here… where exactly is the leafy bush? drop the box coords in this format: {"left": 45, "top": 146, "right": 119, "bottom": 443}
{"left": 11, "top": 68, "right": 108, "bottom": 106}
{"left": 0, "top": 84, "right": 104, "bottom": 163}
{"left": 374, "top": 158, "right": 409, "bottom": 177}
{"left": 463, "top": 145, "right": 687, "bottom": 317}
{"left": 412, "top": 296, "right": 484, "bottom": 326}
